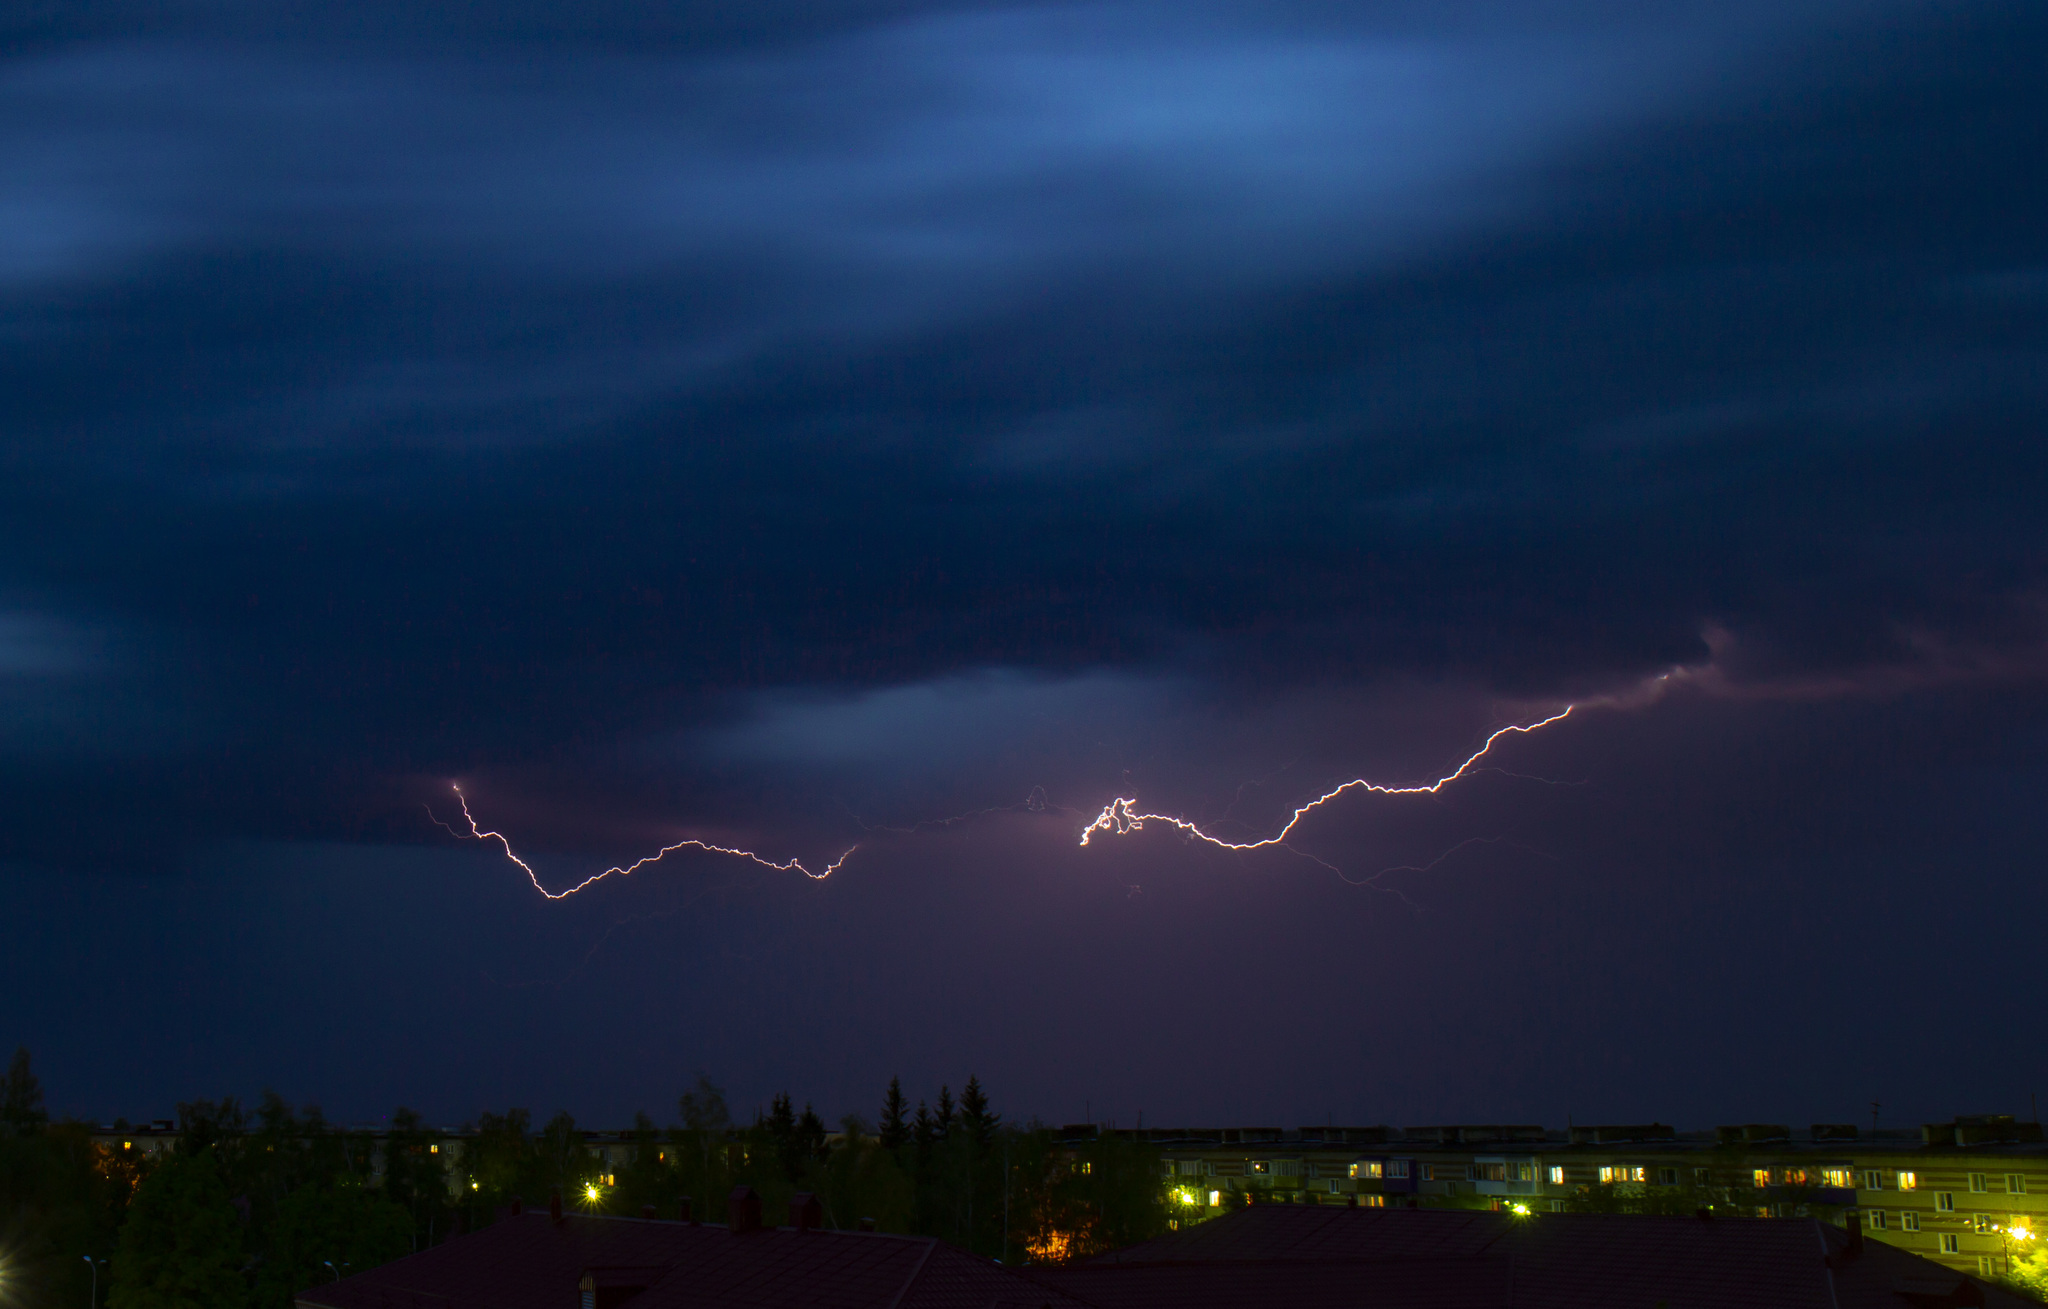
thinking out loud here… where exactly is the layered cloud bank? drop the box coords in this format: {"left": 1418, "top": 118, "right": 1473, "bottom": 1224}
{"left": 2, "top": 0, "right": 2046, "bottom": 1121}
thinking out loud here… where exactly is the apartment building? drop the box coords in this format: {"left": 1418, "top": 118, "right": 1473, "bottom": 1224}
{"left": 1125, "top": 1115, "right": 2047, "bottom": 1277}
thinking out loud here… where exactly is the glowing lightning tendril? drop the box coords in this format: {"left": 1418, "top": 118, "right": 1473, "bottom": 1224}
{"left": 1078, "top": 705, "right": 1575, "bottom": 852}
{"left": 446, "top": 705, "right": 1574, "bottom": 900}
{"left": 448, "top": 787, "right": 855, "bottom": 899}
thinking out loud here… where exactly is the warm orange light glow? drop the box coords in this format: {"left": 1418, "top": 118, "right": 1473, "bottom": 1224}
{"left": 1026, "top": 1230, "right": 1077, "bottom": 1262}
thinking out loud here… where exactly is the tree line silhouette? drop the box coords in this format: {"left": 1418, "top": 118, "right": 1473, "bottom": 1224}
{"left": 0, "top": 1049, "right": 1169, "bottom": 1308}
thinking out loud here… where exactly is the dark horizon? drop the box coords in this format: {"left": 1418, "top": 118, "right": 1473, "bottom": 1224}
{"left": 4, "top": 0, "right": 2047, "bottom": 1131}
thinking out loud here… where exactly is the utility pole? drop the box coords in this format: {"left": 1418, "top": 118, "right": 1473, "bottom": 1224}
{"left": 1003, "top": 1136, "right": 1011, "bottom": 1265}
{"left": 1871, "top": 1101, "right": 1881, "bottom": 1138}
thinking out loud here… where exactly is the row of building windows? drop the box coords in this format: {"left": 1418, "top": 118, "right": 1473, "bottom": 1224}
{"left": 1164, "top": 1159, "right": 2034, "bottom": 1200}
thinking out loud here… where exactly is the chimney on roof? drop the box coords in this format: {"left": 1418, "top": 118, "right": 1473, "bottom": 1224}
{"left": 790, "top": 1192, "right": 823, "bottom": 1232}
{"left": 641, "top": 1205, "right": 657, "bottom": 1220}
{"left": 1348, "top": 1196, "right": 1358, "bottom": 1208}
{"left": 550, "top": 1189, "right": 563, "bottom": 1223}
{"left": 680, "top": 1196, "right": 694, "bottom": 1225}
{"left": 728, "top": 1186, "right": 762, "bottom": 1234}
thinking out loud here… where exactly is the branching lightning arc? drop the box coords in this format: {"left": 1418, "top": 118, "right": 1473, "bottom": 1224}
{"left": 1078, "top": 705, "right": 1575, "bottom": 852}
{"left": 445, "top": 786, "right": 855, "bottom": 899}
{"left": 444, "top": 705, "right": 1574, "bottom": 900}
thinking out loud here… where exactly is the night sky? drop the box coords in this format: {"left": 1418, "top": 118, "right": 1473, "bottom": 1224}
{"left": 4, "top": 0, "right": 2046, "bottom": 1133}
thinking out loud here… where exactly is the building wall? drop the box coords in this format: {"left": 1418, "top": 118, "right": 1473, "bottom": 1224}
{"left": 1138, "top": 1129, "right": 2046, "bottom": 1276}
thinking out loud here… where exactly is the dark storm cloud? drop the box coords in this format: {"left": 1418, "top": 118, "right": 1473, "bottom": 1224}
{"left": 5, "top": 0, "right": 2048, "bottom": 1123}
{"left": 4, "top": 0, "right": 2046, "bottom": 868}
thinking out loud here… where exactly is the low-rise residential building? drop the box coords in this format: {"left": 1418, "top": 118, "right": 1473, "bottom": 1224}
{"left": 1118, "top": 1115, "right": 2046, "bottom": 1277}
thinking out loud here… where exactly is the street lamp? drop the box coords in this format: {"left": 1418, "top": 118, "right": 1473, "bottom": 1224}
{"left": 83, "top": 1255, "right": 106, "bottom": 1308}
{"left": 323, "top": 1261, "right": 349, "bottom": 1282}
{"left": 1999, "top": 1224, "right": 2035, "bottom": 1278}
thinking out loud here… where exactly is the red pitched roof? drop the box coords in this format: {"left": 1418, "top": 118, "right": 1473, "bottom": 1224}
{"left": 1035, "top": 1204, "right": 2038, "bottom": 1309}
{"left": 295, "top": 1213, "right": 1088, "bottom": 1309}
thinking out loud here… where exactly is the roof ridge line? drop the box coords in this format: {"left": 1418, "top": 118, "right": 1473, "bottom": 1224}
{"left": 883, "top": 1237, "right": 940, "bottom": 1309}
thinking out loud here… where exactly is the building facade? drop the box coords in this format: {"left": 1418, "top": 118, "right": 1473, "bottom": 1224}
{"left": 1124, "top": 1116, "right": 2046, "bottom": 1277}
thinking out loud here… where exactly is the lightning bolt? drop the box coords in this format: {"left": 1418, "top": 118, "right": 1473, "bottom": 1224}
{"left": 445, "top": 786, "right": 855, "bottom": 899}
{"left": 1078, "top": 705, "right": 1575, "bottom": 852}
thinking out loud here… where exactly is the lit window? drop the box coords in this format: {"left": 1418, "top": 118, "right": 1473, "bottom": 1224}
{"left": 429, "top": 1145, "right": 439, "bottom": 1154}
{"left": 1361, "top": 1194, "right": 1385, "bottom": 1208}
{"left": 1974, "top": 1214, "right": 1996, "bottom": 1234}
{"left": 1899, "top": 1172, "right": 1918, "bottom": 1191}
{"left": 1512, "top": 1164, "right": 1534, "bottom": 1182}
{"left": 1970, "top": 1174, "right": 1988, "bottom": 1194}
{"left": 2009, "top": 1175, "right": 2028, "bottom": 1195}
{"left": 1940, "top": 1234, "right": 1960, "bottom": 1254}
{"left": 1783, "top": 1169, "right": 1808, "bottom": 1187}
{"left": 1823, "top": 1169, "right": 1854, "bottom": 1189}
{"left": 1208, "top": 1191, "right": 1220, "bottom": 1206}
{"left": 1903, "top": 1212, "right": 1921, "bottom": 1232}
{"left": 1547, "top": 1166, "right": 1565, "bottom": 1185}
{"left": 1866, "top": 1210, "right": 1888, "bottom": 1230}
{"left": 1599, "top": 1166, "right": 1645, "bottom": 1184}
{"left": 1937, "top": 1192, "right": 1955, "bottom": 1212}
{"left": 1248, "top": 1161, "right": 1269, "bottom": 1175}
{"left": 1754, "top": 1169, "right": 1772, "bottom": 1188}
{"left": 1350, "top": 1161, "right": 1383, "bottom": 1180}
